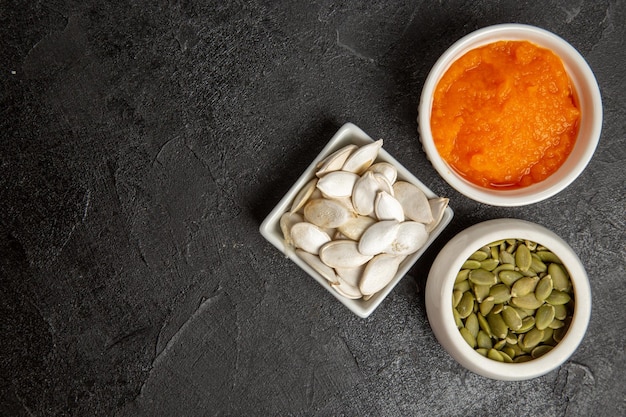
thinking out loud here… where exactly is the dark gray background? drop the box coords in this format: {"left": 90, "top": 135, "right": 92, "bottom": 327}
{"left": 1, "top": 0, "right": 625, "bottom": 416}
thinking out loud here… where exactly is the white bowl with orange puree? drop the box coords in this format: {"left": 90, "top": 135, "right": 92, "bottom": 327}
{"left": 418, "top": 24, "right": 602, "bottom": 206}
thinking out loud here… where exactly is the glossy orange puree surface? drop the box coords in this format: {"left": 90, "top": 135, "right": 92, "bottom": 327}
{"left": 431, "top": 40, "right": 580, "bottom": 189}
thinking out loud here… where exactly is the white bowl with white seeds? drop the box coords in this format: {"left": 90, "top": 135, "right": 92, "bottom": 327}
{"left": 260, "top": 123, "right": 453, "bottom": 318}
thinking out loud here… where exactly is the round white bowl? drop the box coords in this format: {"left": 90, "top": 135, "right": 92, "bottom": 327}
{"left": 425, "top": 219, "right": 591, "bottom": 381}
{"left": 418, "top": 23, "right": 603, "bottom": 206}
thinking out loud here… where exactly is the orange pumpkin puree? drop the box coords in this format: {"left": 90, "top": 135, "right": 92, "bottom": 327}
{"left": 431, "top": 40, "right": 580, "bottom": 189}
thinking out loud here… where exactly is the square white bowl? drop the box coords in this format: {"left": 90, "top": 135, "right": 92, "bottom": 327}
{"left": 259, "top": 123, "right": 454, "bottom": 318}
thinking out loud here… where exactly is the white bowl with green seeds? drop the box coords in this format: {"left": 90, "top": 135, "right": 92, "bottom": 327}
{"left": 425, "top": 218, "right": 591, "bottom": 381}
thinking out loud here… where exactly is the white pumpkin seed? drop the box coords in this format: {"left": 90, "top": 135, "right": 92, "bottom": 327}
{"left": 295, "top": 249, "right": 338, "bottom": 284}
{"left": 373, "top": 173, "right": 394, "bottom": 195}
{"left": 367, "top": 162, "right": 397, "bottom": 184}
{"left": 290, "top": 222, "right": 331, "bottom": 255}
{"left": 303, "top": 198, "right": 353, "bottom": 229}
{"left": 374, "top": 191, "right": 405, "bottom": 221}
{"left": 358, "top": 220, "right": 401, "bottom": 256}
{"left": 359, "top": 253, "right": 402, "bottom": 295}
{"left": 337, "top": 215, "right": 377, "bottom": 241}
{"left": 385, "top": 221, "right": 428, "bottom": 256}
{"left": 352, "top": 171, "right": 393, "bottom": 216}
{"left": 342, "top": 139, "right": 382, "bottom": 174}
{"left": 290, "top": 178, "right": 317, "bottom": 213}
{"left": 335, "top": 264, "right": 365, "bottom": 288}
{"left": 393, "top": 181, "right": 433, "bottom": 224}
{"left": 279, "top": 212, "right": 303, "bottom": 248}
{"left": 426, "top": 197, "right": 449, "bottom": 232}
{"left": 332, "top": 276, "right": 363, "bottom": 299}
{"left": 333, "top": 230, "right": 351, "bottom": 240}
{"left": 309, "top": 188, "right": 323, "bottom": 201}
{"left": 316, "top": 171, "right": 359, "bottom": 198}
{"left": 316, "top": 144, "right": 357, "bottom": 176}
{"left": 319, "top": 240, "right": 373, "bottom": 268}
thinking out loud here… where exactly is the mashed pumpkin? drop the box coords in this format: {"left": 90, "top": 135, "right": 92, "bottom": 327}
{"left": 431, "top": 40, "right": 580, "bottom": 189}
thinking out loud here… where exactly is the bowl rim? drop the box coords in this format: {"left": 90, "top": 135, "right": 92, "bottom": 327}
{"left": 418, "top": 23, "right": 603, "bottom": 207}
{"left": 425, "top": 218, "right": 591, "bottom": 380}
{"left": 259, "top": 122, "right": 454, "bottom": 318}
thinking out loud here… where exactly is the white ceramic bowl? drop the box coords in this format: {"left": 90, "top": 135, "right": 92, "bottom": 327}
{"left": 418, "top": 23, "right": 603, "bottom": 206}
{"left": 425, "top": 218, "right": 591, "bottom": 380}
{"left": 260, "top": 123, "right": 453, "bottom": 318}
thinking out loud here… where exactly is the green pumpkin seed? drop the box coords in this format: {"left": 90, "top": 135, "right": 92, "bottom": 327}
{"left": 517, "top": 307, "right": 537, "bottom": 317}
{"left": 530, "top": 254, "right": 547, "bottom": 273}
{"left": 479, "top": 296, "right": 495, "bottom": 316}
{"left": 454, "top": 280, "right": 470, "bottom": 292}
{"left": 452, "top": 290, "right": 463, "bottom": 308}
{"left": 476, "top": 348, "right": 488, "bottom": 356}
{"left": 477, "top": 330, "right": 493, "bottom": 349}
{"left": 494, "top": 339, "right": 507, "bottom": 350}
{"left": 487, "top": 313, "right": 508, "bottom": 339}
{"left": 525, "top": 240, "right": 538, "bottom": 251}
{"left": 535, "top": 304, "right": 556, "bottom": 330}
{"left": 531, "top": 345, "right": 553, "bottom": 358}
{"left": 514, "top": 355, "right": 533, "bottom": 363}
{"left": 540, "top": 327, "right": 554, "bottom": 343}
{"left": 535, "top": 275, "right": 553, "bottom": 301}
{"left": 477, "top": 313, "right": 491, "bottom": 337}
{"left": 499, "top": 250, "right": 516, "bottom": 265}
{"left": 455, "top": 268, "right": 470, "bottom": 283}
{"left": 472, "top": 284, "right": 491, "bottom": 303}
{"left": 453, "top": 308, "right": 463, "bottom": 328}
{"left": 469, "top": 250, "right": 489, "bottom": 261}
{"left": 546, "top": 290, "right": 571, "bottom": 306}
{"left": 493, "top": 263, "right": 516, "bottom": 275}
{"left": 510, "top": 293, "right": 544, "bottom": 310}
{"left": 522, "top": 327, "right": 544, "bottom": 349}
{"left": 462, "top": 259, "right": 482, "bottom": 270}
{"left": 480, "top": 258, "right": 500, "bottom": 271}
{"left": 491, "top": 303, "right": 504, "bottom": 315}
{"left": 456, "top": 291, "right": 475, "bottom": 318}
{"left": 505, "top": 240, "right": 517, "bottom": 253}
{"left": 511, "top": 276, "right": 539, "bottom": 297}
{"left": 548, "top": 263, "right": 570, "bottom": 291}
{"left": 513, "top": 307, "right": 530, "bottom": 319}
{"left": 490, "top": 246, "right": 499, "bottom": 261}
{"left": 488, "top": 239, "right": 506, "bottom": 247}
{"left": 465, "top": 313, "right": 479, "bottom": 338}
{"left": 521, "top": 268, "right": 539, "bottom": 277}
{"left": 553, "top": 304, "right": 568, "bottom": 320}
{"left": 536, "top": 250, "right": 562, "bottom": 264}
{"left": 505, "top": 334, "right": 518, "bottom": 345}
{"left": 548, "top": 319, "right": 565, "bottom": 329}
{"left": 515, "top": 244, "right": 532, "bottom": 272}
{"left": 508, "top": 342, "right": 524, "bottom": 356}
{"left": 502, "top": 306, "right": 523, "bottom": 330}
{"left": 516, "top": 316, "right": 536, "bottom": 333}
{"left": 487, "top": 348, "right": 504, "bottom": 362}
{"left": 518, "top": 334, "right": 531, "bottom": 352}
{"left": 469, "top": 268, "right": 497, "bottom": 286}
{"left": 489, "top": 284, "right": 511, "bottom": 304}
{"left": 500, "top": 350, "right": 514, "bottom": 363}
{"left": 460, "top": 327, "right": 476, "bottom": 348}
{"left": 499, "top": 270, "right": 523, "bottom": 286}
{"left": 502, "top": 346, "right": 516, "bottom": 359}
{"left": 553, "top": 326, "right": 567, "bottom": 343}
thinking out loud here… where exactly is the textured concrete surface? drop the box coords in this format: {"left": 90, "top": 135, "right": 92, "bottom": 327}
{"left": 1, "top": 1, "right": 625, "bottom": 416}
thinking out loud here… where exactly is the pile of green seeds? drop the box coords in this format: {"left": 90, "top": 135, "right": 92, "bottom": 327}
{"left": 452, "top": 238, "right": 574, "bottom": 363}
